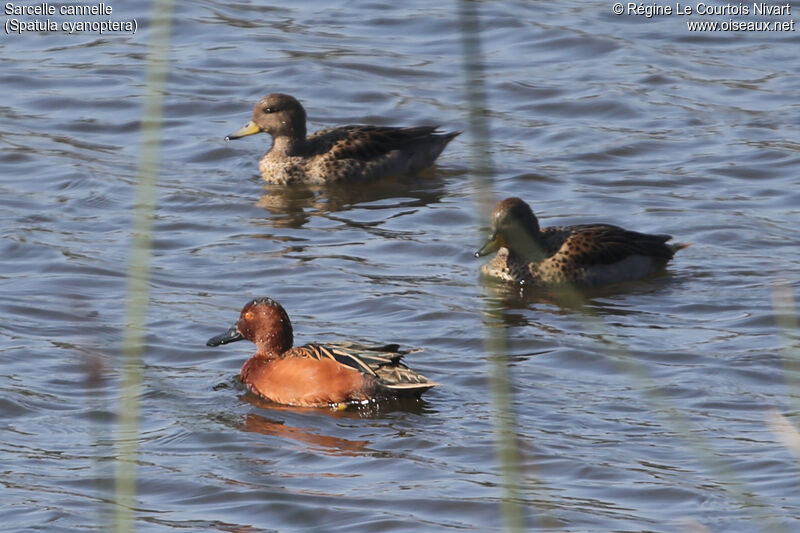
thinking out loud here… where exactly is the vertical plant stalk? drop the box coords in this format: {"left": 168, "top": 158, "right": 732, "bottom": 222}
{"left": 771, "top": 284, "right": 800, "bottom": 465}
{"left": 773, "top": 284, "right": 800, "bottom": 416}
{"left": 114, "top": 1, "right": 174, "bottom": 531}
{"left": 458, "top": 1, "right": 542, "bottom": 530}
{"left": 457, "top": 3, "right": 788, "bottom": 530}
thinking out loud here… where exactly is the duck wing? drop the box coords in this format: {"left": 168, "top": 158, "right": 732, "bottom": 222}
{"left": 309, "top": 125, "right": 442, "bottom": 161}
{"left": 293, "top": 342, "right": 436, "bottom": 390}
{"left": 552, "top": 224, "right": 676, "bottom": 266}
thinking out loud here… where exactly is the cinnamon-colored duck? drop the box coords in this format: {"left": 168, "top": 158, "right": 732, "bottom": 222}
{"left": 226, "top": 93, "right": 460, "bottom": 184}
{"left": 206, "top": 297, "right": 438, "bottom": 408}
{"left": 476, "top": 197, "right": 687, "bottom": 287}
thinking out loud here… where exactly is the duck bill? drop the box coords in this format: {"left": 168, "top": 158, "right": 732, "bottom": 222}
{"left": 225, "top": 120, "right": 262, "bottom": 141}
{"left": 206, "top": 325, "right": 245, "bottom": 346}
{"left": 475, "top": 231, "right": 501, "bottom": 258}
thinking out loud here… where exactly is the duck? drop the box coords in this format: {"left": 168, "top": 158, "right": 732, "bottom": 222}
{"left": 225, "top": 93, "right": 460, "bottom": 184}
{"left": 206, "top": 297, "right": 438, "bottom": 408}
{"left": 475, "top": 197, "right": 687, "bottom": 287}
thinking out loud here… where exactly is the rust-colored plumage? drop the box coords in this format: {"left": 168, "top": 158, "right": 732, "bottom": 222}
{"left": 226, "top": 93, "right": 460, "bottom": 184}
{"left": 206, "top": 298, "right": 438, "bottom": 408}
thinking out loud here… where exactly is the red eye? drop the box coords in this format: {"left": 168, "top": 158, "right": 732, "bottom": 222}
{"left": 244, "top": 311, "right": 254, "bottom": 320}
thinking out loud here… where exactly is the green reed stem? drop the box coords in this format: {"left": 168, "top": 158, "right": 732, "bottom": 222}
{"left": 114, "top": 2, "right": 174, "bottom": 532}
{"left": 459, "top": 1, "right": 541, "bottom": 530}
{"left": 773, "top": 284, "right": 800, "bottom": 416}
{"left": 459, "top": 3, "right": 791, "bottom": 530}
{"left": 771, "top": 284, "right": 800, "bottom": 463}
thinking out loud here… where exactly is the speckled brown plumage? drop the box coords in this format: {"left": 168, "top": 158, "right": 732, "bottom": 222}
{"left": 226, "top": 93, "right": 460, "bottom": 184}
{"left": 476, "top": 197, "right": 687, "bottom": 287}
{"left": 206, "top": 297, "right": 438, "bottom": 407}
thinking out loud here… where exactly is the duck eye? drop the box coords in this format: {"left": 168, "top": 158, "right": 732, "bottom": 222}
{"left": 262, "top": 107, "right": 275, "bottom": 114}
{"left": 244, "top": 311, "right": 254, "bottom": 320}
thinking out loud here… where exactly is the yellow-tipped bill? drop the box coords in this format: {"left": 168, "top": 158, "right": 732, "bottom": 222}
{"left": 475, "top": 231, "right": 502, "bottom": 258}
{"left": 225, "top": 120, "right": 262, "bottom": 141}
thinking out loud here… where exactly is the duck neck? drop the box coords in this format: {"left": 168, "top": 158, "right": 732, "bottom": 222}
{"left": 255, "top": 332, "right": 292, "bottom": 356}
{"left": 252, "top": 346, "right": 281, "bottom": 360}
{"left": 270, "top": 135, "right": 304, "bottom": 157}
{"left": 506, "top": 226, "right": 546, "bottom": 263}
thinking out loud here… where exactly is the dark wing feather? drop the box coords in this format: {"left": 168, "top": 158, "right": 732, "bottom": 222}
{"left": 295, "top": 342, "right": 436, "bottom": 390}
{"left": 556, "top": 225, "right": 675, "bottom": 266}
{"left": 298, "top": 343, "right": 379, "bottom": 377}
{"left": 324, "top": 125, "right": 441, "bottom": 161}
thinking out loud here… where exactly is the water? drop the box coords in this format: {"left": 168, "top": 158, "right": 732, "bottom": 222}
{"left": 2, "top": 1, "right": 800, "bottom": 531}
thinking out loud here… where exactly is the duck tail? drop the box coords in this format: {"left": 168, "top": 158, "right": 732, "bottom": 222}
{"left": 669, "top": 242, "right": 691, "bottom": 253}
{"left": 439, "top": 130, "right": 462, "bottom": 143}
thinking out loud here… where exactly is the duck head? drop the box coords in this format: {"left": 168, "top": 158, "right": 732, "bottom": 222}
{"left": 207, "top": 297, "right": 294, "bottom": 356}
{"left": 475, "top": 197, "right": 541, "bottom": 258}
{"left": 226, "top": 93, "right": 307, "bottom": 141}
